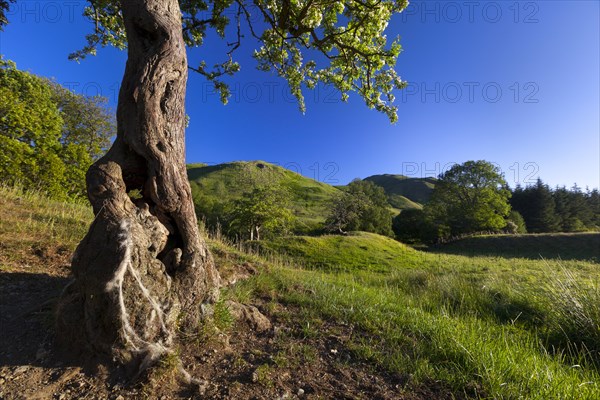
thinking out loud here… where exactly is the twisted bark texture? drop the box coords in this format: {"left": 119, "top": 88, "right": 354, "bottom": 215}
{"left": 57, "top": 0, "right": 220, "bottom": 368}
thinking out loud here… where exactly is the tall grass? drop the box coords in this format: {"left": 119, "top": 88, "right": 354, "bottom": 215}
{"left": 537, "top": 262, "right": 600, "bottom": 366}
{"left": 226, "top": 233, "right": 600, "bottom": 398}
{"left": 0, "top": 184, "right": 92, "bottom": 272}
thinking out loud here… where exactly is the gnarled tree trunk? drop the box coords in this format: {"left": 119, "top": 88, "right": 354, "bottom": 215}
{"left": 57, "top": 0, "right": 220, "bottom": 370}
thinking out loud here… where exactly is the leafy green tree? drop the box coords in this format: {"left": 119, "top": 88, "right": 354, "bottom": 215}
{"left": 506, "top": 210, "right": 527, "bottom": 234}
{"left": 425, "top": 161, "right": 511, "bottom": 237}
{"left": 50, "top": 82, "right": 114, "bottom": 160}
{"left": 228, "top": 186, "right": 295, "bottom": 240}
{"left": 392, "top": 208, "right": 452, "bottom": 243}
{"left": 326, "top": 179, "right": 393, "bottom": 236}
{"left": 0, "top": 58, "right": 115, "bottom": 199}
{"left": 0, "top": 58, "right": 65, "bottom": 196}
{"left": 50, "top": 81, "right": 115, "bottom": 196}
{"left": 392, "top": 209, "right": 425, "bottom": 242}
{"left": 0, "top": 0, "right": 14, "bottom": 30}
{"left": 325, "top": 191, "right": 364, "bottom": 234}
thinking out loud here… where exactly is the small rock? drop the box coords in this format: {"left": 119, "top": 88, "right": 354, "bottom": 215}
{"left": 330, "top": 349, "right": 338, "bottom": 354}
{"left": 226, "top": 301, "right": 271, "bottom": 332}
{"left": 14, "top": 366, "right": 29, "bottom": 375}
{"left": 297, "top": 388, "right": 305, "bottom": 396}
{"left": 115, "top": 396, "right": 125, "bottom": 400}
{"left": 198, "top": 381, "right": 209, "bottom": 396}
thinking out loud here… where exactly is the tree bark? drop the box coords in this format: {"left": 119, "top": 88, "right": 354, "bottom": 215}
{"left": 57, "top": 0, "right": 220, "bottom": 370}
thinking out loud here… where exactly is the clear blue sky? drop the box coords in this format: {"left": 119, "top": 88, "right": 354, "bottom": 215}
{"left": 1, "top": 0, "right": 598, "bottom": 189}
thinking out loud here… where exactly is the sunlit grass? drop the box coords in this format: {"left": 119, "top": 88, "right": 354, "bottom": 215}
{"left": 229, "top": 233, "right": 600, "bottom": 398}
{"left": 0, "top": 184, "right": 92, "bottom": 272}
{"left": 2, "top": 184, "right": 598, "bottom": 398}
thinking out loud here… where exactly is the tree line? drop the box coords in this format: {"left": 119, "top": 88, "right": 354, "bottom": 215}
{"left": 197, "top": 160, "right": 598, "bottom": 243}
{"left": 394, "top": 163, "right": 599, "bottom": 244}
{"left": 511, "top": 179, "right": 600, "bottom": 233}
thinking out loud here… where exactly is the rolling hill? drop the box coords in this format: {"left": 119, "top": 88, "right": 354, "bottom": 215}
{"left": 187, "top": 162, "right": 438, "bottom": 233}
{"left": 187, "top": 161, "right": 341, "bottom": 233}
{"left": 363, "top": 174, "right": 436, "bottom": 209}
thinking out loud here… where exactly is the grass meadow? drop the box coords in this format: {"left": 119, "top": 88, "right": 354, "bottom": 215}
{"left": 239, "top": 233, "right": 600, "bottom": 398}
{"left": 2, "top": 185, "right": 599, "bottom": 398}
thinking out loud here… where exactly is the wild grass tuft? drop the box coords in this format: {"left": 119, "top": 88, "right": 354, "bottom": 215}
{"left": 538, "top": 262, "right": 600, "bottom": 367}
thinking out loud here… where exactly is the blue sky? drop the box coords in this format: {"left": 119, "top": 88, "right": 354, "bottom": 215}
{"left": 1, "top": 0, "right": 598, "bottom": 189}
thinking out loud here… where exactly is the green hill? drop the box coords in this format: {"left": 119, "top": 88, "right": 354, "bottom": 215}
{"left": 187, "top": 161, "right": 341, "bottom": 233}
{"left": 187, "top": 163, "right": 437, "bottom": 233}
{"left": 363, "top": 174, "right": 436, "bottom": 208}
{"left": 257, "top": 231, "right": 420, "bottom": 272}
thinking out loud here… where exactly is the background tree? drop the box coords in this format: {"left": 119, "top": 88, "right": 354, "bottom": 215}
{"left": 52, "top": 0, "right": 409, "bottom": 371}
{"left": 0, "top": 58, "right": 114, "bottom": 199}
{"left": 325, "top": 179, "right": 393, "bottom": 236}
{"left": 325, "top": 191, "right": 364, "bottom": 234}
{"left": 554, "top": 184, "right": 594, "bottom": 231}
{"left": 0, "top": 58, "right": 64, "bottom": 195}
{"left": 227, "top": 185, "right": 295, "bottom": 241}
{"left": 511, "top": 179, "right": 559, "bottom": 233}
{"left": 50, "top": 81, "right": 115, "bottom": 197}
{"left": 587, "top": 188, "right": 600, "bottom": 229}
{"left": 506, "top": 210, "right": 527, "bottom": 234}
{"left": 511, "top": 181, "right": 598, "bottom": 233}
{"left": 392, "top": 208, "right": 426, "bottom": 242}
{"left": 425, "top": 161, "right": 511, "bottom": 238}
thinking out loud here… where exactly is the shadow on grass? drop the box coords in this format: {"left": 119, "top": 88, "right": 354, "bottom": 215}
{"left": 429, "top": 233, "right": 600, "bottom": 262}
{"left": 0, "top": 271, "right": 70, "bottom": 368}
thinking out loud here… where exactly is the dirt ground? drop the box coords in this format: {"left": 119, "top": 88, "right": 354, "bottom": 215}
{"left": 0, "top": 243, "right": 450, "bottom": 400}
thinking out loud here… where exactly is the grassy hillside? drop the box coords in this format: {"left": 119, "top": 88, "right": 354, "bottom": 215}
{"left": 364, "top": 174, "right": 436, "bottom": 208}
{"left": 187, "top": 163, "right": 436, "bottom": 234}
{"left": 3, "top": 185, "right": 599, "bottom": 399}
{"left": 257, "top": 231, "right": 421, "bottom": 272}
{"left": 251, "top": 232, "right": 600, "bottom": 398}
{"left": 188, "top": 161, "right": 340, "bottom": 233}
{"left": 433, "top": 233, "right": 600, "bottom": 262}
{"left": 0, "top": 185, "right": 92, "bottom": 273}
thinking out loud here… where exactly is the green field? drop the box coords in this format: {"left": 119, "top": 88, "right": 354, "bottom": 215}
{"left": 2, "top": 185, "right": 599, "bottom": 398}
{"left": 246, "top": 232, "right": 600, "bottom": 398}
{"left": 431, "top": 233, "right": 600, "bottom": 262}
